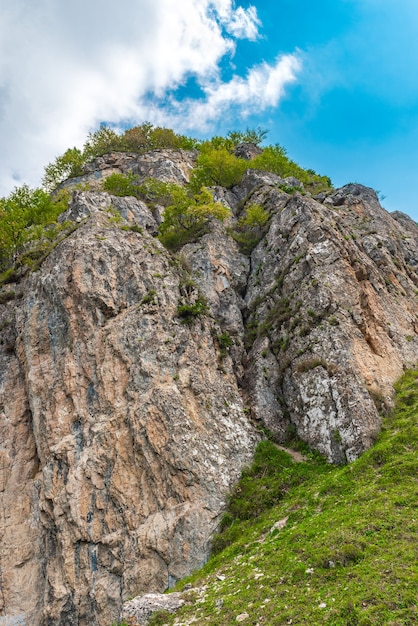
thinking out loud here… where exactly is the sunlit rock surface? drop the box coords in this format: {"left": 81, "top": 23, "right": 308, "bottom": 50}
{"left": 0, "top": 151, "right": 417, "bottom": 625}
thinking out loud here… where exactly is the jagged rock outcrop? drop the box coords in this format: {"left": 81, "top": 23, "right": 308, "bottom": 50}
{"left": 242, "top": 183, "right": 418, "bottom": 461}
{"left": 59, "top": 148, "right": 197, "bottom": 191}
{"left": 122, "top": 591, "right": 185, "bottom": 625}
{"left": 0, "top": 191, "right": 258, "bottom": 625}
{"left": 0, "top": 149, "right": 417, "bottom": 625}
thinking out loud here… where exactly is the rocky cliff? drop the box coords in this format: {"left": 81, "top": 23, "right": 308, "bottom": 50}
{"left": 0, "top": 148, "right": 417, "bottom": 625}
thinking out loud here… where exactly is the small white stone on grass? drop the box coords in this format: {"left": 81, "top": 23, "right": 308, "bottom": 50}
{"left": 236, "top": 613, "right": 250, "bottom": 622}
{"left": 270, "top": 516, "right": 289, "bottom": 532}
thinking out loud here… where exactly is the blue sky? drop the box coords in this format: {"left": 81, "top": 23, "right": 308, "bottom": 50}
{"left": 1, "top": 0, "right": 418, "bottom": 221}
{"left": 209, "top": 0, "right": 418, "bottom": 219}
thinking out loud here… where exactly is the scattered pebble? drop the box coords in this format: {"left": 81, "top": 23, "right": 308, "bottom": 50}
{"left": 236, "top": 613, "right": 250, "bottom": 622}
{"left": 318, "top": 602, "right": 327, "bottom": 609}
{"left": 270, "top": 516, "right": 289, "bottom": 532}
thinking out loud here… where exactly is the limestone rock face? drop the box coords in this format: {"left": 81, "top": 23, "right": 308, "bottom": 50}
{"left": 243, "top": 183, "right": 418, "bottom": 462}
{"left": 60, "top": 148, "right": 197, "bottom": 191}
{"left": 0, "top": 149, "right": 417, "bottom": 625}
{"left": 0, "top": 194, "right": 258, "bottom": 626}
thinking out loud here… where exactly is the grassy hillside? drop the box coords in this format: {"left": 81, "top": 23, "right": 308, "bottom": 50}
{"left": 149, "top": 370, "right": 417, "bottom": 626}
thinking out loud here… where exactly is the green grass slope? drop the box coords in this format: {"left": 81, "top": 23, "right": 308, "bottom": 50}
{"left": 151, "top": 370, "right": 418, "bottom": 626}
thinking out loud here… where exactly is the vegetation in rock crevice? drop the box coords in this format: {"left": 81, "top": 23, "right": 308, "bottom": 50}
{"left": 103, "top": 173, "right": 231, "bottom": 251}
{"left": 228, "top": 203, "right": 271, "bottom": 255}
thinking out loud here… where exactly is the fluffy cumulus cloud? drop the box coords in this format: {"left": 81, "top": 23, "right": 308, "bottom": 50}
{"left": 175, "top": 54, "right": 301, "bottom": 128}
{"left": 0, "top": 0, "right": 300, "bottom": 194}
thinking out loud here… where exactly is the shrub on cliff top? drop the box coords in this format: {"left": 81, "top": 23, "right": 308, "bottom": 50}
{"left": 43, "top": 123, "right": 198, "bottom": 191}
{"left": 189, "top": 147, "right": 248, "bottom": 191}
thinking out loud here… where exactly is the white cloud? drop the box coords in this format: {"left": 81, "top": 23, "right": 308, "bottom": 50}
{"left": 224, "top": 6, "right": 261, "bottom": 40}
{"left": 163, "top": 54, "right": 301, "bottom": 130}
{"left": 0, "top": 0, "right": 300, "bottom": 195}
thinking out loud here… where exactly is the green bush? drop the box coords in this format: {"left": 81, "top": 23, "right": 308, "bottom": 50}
{"left": 229, "top": 204, "right": 270, "bottom": 255}
{"left": 176, "top": 294, "right": 209, "bottom": 324}
{"left": 123, "top": 123, "right": 197, "bottom": 152}
{"left": 195, "top": 127, "right": 267, "bottom": 154}
{"left": 42, "top": 147, "right": 85, "bottom": 191}
{"left": 217, "top": 332, "right": 233, "bottom": 358}
{"left": 226, "top": 127, "right": 268, "bottom": 146}
{"left": 43, "top": 123, "right": 198, "bottom": 192}
{"left": 0, "top": 185, "right": 67, "bottom": 271}
{"left": 103, "top": 172, "right": 139, "bottom": 197}
{"left": 135, "top": 178, "right": 181, "bottom": 206}
{"left": 42, "top": 124, "right": 332, "bottom": 199}
{"left": 102, "top": 174, "right": 230, "bottom": 251}
{"left": 248, "top": 145, "right": 332, "bottom": 192}
{"left": 158, "top": 187, "right": 231, "bottom": 251}
{"left": 189, "top": 148, "right": 247, "bottom": 191}
{"left": 82, "top": 125, "right": 125, "bottom": 161}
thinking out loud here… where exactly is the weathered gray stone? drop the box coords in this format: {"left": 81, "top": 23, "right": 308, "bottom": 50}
{"left": 1, "top": 194, "right": 258, "bottom": 626}
{"left": 59, "top": 149, "right": 197, "bottom": 192}
{"left": 234, "top": 142, "right": 263, "bottom": 160}
{"left": 232, "top": 169, "right": 285, "bottom": 203}
{"left": 122, "top": 592, "right": 185, "bottom": 625}
{"left": 244, "top": 184, "right": 418, "bottom": 461}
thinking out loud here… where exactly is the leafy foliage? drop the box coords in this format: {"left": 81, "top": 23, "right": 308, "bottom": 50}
{"left": 157, "top": 186, "right": 231, "bottom": 251}
{"left": 227, "top": 127, "right": 268, "bottom": 146}
{"left": 229, "top": 203, "right": 270, "bottom": 254}
{"left": 4, "top": 123, "right": 333, "bottom": 278}
{"left": 217, "top": 331, "right": 233, "bottom": 358}
{"left": 189, "top": 133, "right": 331, "bottom": 195}
{"left": 196, "top": 127, "right": 268, "bottom": 154}
{"left": 42, "top": 147, "right": 85, "bottom": 191}
{"left": 82, "top": 125, "right": 123, "bottom": 161}
{"left": 123, "top": 123, "right": 197, "bottom": 152}
{"left": 103, "top": 172, "right": 139, "bottom": 197}
{"left": 250, "top": 145, "right": 332, "bottom": 192}
{"left": 240, "top": 203, "right": 270, "bottom": 228}
{"left": 176, "top": 293, "right": 209, "bottom": 324}
{"left": 103, "top": 173, "right": 231, "bottom": 251}
{"left": 0, "top": 185, "right": 68, "bottom": 272}
{"left": 190, "top": 147, "right": 248, "bottom": 191}
{"left": 43, "top": 123, "right": 198, "bottom": 191}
